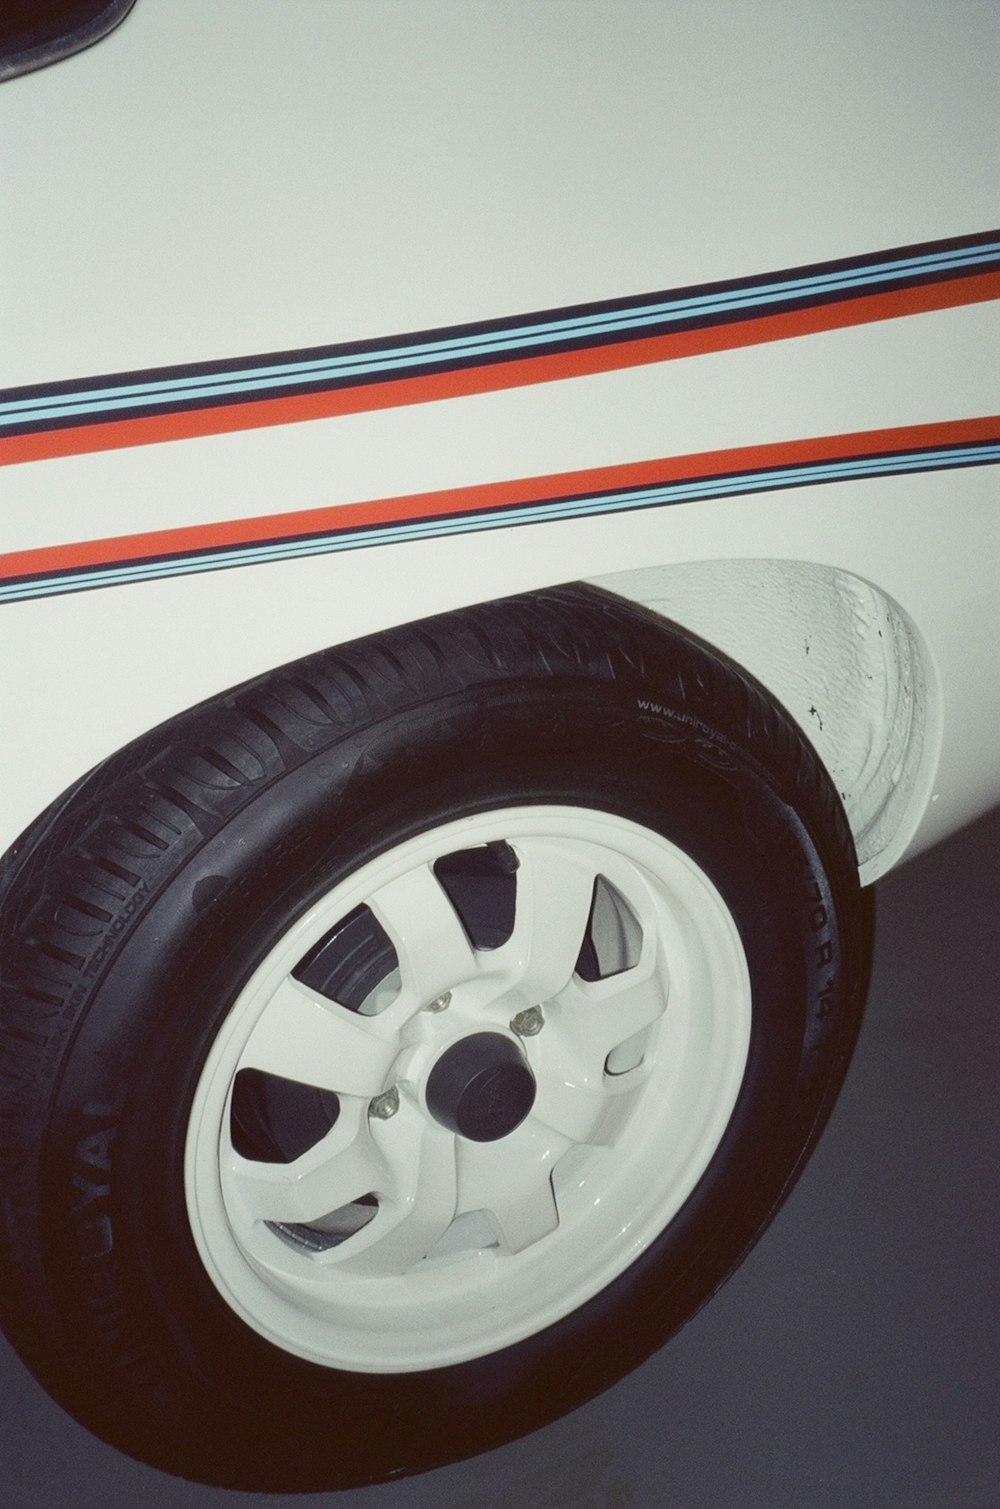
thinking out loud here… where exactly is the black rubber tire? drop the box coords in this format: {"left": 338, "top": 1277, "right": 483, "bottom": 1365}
{"left": 0, "top": 584, "right": 870, "bottom": 1491}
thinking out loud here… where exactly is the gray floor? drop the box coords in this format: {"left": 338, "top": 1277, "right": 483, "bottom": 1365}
{"left": 2, "top": 807, "right": 998, "bottom": 1509}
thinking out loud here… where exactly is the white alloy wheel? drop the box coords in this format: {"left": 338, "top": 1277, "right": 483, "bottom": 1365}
{"left": 185, "top": 805, "right": 751, "bottom": 1371}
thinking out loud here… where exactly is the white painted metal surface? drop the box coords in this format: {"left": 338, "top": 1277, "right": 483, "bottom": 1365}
{"left": 1, "top": 0, "right": 998, "bottom": 873}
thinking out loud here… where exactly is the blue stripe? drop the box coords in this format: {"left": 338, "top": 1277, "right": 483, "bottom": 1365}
{"left": 2, "top": 237, "right": 998, "bottom": 429}
{"left": 3, "top": 441, "right": 997, "bottom": 604}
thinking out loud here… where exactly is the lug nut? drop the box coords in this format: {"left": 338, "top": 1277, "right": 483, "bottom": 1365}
{"left": 424, "top": 991, "right": 452, "bottom": 1013}
{"left": 510, "top": 1005, "right": 544, "bottom": 1038}
{"left": 369, "top": 1086, "right": 400, "bottom": 1120}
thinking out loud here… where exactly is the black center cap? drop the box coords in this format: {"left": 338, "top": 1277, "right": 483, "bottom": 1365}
{"left": 425, "top": 1032, "right": 536, "bottom": 1142}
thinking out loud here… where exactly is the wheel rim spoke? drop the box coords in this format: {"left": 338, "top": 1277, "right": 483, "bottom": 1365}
{"left": 227, "top": 1101, "right": 381, "bottom": 1226}
{"left": 493, "top": 837, "right": 599, "bottom": 1004}
{"left": 458, "top": 1124, "right": 565, "bottom": 1254}
{"left": 528, "top": 947, "right": 667, "bottom": 1141}
{"left": 530, "top": 1075, "right": 630, "bottom": 1145}
{"left": 337, "top": 1109, "right": 459, "bottom": 1275}
{"left": 368, "top": 863, "right": 479, "bottom": 1009}
{"left": 569, "top": 960, "right": 668, "bottom": 1064}
{"left": 239, "top": 974, "right": 400, "bottom": 1096}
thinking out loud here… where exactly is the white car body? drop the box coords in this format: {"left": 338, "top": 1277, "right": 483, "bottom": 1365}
{"left": 2, "top": 0, "right": 998, "bottom": 879}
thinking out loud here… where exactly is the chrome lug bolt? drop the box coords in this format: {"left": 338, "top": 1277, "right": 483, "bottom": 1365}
{"left": 369, "top": 1086, "right": 400, "bottom": 1120}
{"left": 510, "top": 1005, "right": 545, "bottom": 1038}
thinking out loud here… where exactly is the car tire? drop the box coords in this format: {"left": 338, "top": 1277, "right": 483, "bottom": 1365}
{"left": 0, "top": 584, "right": 869, "bottom": 1490}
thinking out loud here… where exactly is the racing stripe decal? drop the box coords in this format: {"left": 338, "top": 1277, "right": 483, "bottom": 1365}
{"left": 2, "top": 230, "right": 998, "bottom": 465}
{"left": 2, "top": 417, "right": 998, "bottom": 602}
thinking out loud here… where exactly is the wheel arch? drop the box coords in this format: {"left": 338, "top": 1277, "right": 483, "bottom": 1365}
{"left": 589, "top": 558, "right": 940, "bottom": 884}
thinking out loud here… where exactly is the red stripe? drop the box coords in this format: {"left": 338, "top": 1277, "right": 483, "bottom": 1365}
{"left": 3, "top": 416, "right": 997, "bottom": 581}
{"left": 2, "top": 272, "right": 997, "bottom": 468}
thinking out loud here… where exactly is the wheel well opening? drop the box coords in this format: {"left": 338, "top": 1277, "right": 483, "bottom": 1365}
{"left": 589, "top": 559, "right": 939, "bottom": 883}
